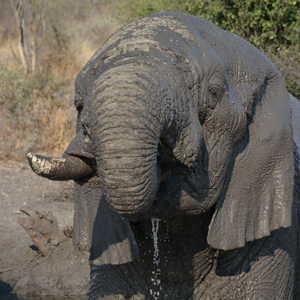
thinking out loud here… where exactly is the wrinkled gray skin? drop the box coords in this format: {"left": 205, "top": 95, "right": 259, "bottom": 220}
{"left": 28, "top": 12, "right": 300, "bottom": 300}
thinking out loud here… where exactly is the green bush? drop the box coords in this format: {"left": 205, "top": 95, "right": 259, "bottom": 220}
{"left": 117, "top": 0, "right": 300, "bottom": 98}
{"left": 196, "top": 0, "right": 300, "bottom": 50}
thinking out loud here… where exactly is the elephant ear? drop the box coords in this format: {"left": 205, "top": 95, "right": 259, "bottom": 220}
{"left": 207, "top": 78, "right": 294, "bottom": 250}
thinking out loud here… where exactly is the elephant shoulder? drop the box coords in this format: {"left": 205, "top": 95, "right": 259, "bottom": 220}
{"left": 290, "top": 94, "right": 300, "bottom": 151}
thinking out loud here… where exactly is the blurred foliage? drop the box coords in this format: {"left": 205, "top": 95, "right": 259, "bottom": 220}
{"left": 118, "top": 0, "right": 198, "bottom": 20}
{"left": 0, "top": 64, "right": 69, "bottom": 115}
{"left": 270, "top": 45, "right": 300, "bottom": 98}
{"left": 117, "top": 0, "right": 300, "bottom": 98}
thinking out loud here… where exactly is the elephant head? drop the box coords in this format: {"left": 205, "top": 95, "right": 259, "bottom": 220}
{"left": 28, "top": 12, "right": 294, "bottom": 254}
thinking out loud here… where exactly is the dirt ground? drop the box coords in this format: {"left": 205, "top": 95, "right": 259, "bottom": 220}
{"left": 0, "top": 161, "right": 90, "bottom": 299}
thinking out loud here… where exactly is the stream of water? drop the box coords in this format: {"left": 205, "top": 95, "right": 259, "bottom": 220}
{"left": 150, "top": 218, "right": 161, "bottom": 300}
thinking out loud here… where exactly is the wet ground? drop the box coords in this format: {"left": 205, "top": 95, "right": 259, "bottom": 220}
{"left": 17, "top": 296, "right": 88, "bottom": 300}
{"left": 0, "top": 161, "right": 89, "bottom": 298}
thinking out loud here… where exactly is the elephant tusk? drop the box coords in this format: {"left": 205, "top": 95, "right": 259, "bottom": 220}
{"left": 27, "top": 152, "right": 94, "bottom": 181}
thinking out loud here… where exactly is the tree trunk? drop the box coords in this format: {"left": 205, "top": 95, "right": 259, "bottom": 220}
{"left": 10, "top": 0, "right": 29, "bottom": 73}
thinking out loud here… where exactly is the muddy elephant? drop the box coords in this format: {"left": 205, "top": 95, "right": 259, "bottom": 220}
{"left": 28, "top": 12, "right": 300, "bottom": 300}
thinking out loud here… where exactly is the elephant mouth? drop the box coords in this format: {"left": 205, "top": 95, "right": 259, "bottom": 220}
{"left": 146, "top": 159, "right": 189, "bottom": 218}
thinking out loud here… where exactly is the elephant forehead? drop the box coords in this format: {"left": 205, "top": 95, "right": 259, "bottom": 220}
{"left": 83, "top": 15, "right": 209, "bottom": 60}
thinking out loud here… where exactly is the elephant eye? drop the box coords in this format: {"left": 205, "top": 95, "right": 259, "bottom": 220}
{"left": 77, "top": 104, "right": 84, "bottom": 112}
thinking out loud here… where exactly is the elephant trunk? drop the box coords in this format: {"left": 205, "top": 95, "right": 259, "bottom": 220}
{"left": 92, "top": 68, "right": 163, "bottom": 219}
{"left": 97, "top": 142, "right": 159, "bottom": 218}
{"left": 95, "top": 112, "right": 160, "bottom": 219}
{"left": 27, "top": 152, "right": 94, "bottom": 180}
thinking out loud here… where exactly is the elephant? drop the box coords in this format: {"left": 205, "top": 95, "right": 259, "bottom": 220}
{"left": 27, "top": 11, "right": 300, "bottom": 300}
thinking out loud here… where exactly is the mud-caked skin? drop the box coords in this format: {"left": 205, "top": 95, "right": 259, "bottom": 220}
{"left": 27, "top": 12, "right": 300, "bottom": 300}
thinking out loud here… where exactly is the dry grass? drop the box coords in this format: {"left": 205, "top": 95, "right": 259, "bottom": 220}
{"left": 0, "top": 63, "right": 76, "bottom": 161}
{"left": 0, "top": 0, "right": 121, "bottom": 162}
